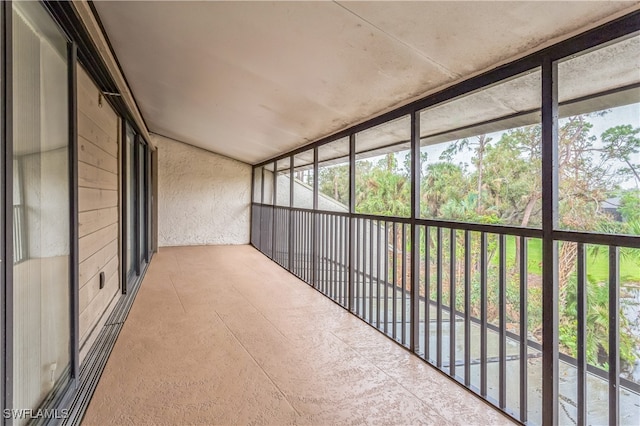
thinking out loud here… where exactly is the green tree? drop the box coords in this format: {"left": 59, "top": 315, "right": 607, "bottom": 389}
{"left": 356, "top": 153, "right": 410, "bottom": 217}
{"left": 421, "top": 162, "right": 469, "bottom": 219}
{"left": 318, "top": 163, "right": 349, "bottom": 206}
{"left": 601, "top": 124, "right": 640, "bottom": 188}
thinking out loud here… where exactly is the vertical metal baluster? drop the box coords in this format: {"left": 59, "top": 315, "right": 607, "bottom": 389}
{"left": 320, "top": 214, "right": 324, "bottom": 290}
{"left": 278, "top": 208, "right": 287, "bottom": 266}
{"left": 337, "top": 215, "right": 341, "bottom": 304}
{"left": 464, "top": 230, "right": 471, "bottom": 386}
{"left": 343, "top": 216, "right": 347, "bottom": 306}
{"left": 302, "top": 211, "right": 305, "bottom": 278}
{"left": 481, "top": 232, "right": 488, "bottom": 397}
{"left": 336, "top": 216, "right": 340, "bottom": 303}
{"left": 499, "top": 234, "right": 507, "bottom": 409}
{"left": 324, "top": 213, "right": 329, "bottom": 293}
{"left": 384, "top": 221, "right": 389, "bottom": 335}
{"left": 322, "top": 214, "right": 331, "bottom": 295}
{"left": 520, "top": 236, "right": 529, "bottom": 423}
{"left": 355, "top": 218, "right": 360, "bottom": 313}
{"left": 425, "top": 226, "right": 431, "bottom": 361}
{"left": 298, "top": 211, "right": 301, "bottom": 276}
{"left": 402, "top": 223, "right": 407, "bottom": 344}
{"left": 609, "top": 245, "right": 620, "bottom": 426}
{"left": 392, "top": 222, "right": 398, "bottom": 339}
{"left": 349, "top": 216, "right": 354, "bottom": 311}
{"left": 277, "top": 208, "right": 286, "bottom": 265}
{"left": 325, "top": 214, "right": 329, "bottom": 294}
{"left": 274, "top": 207, "right": 277, "bottom": 262}
{"left": 308, "top": 211, "right": 311, "bottom": 279}
{"left": 304, "top": 211, "right": 307, "bottom": 277}
{"left": 317, "top": 213, "right": 321, "bottom": 284}
{"left": 322, "top": 213, "right": 326, "bottom": 288}
{"left": 324, "top": 214, "right": 328, "bottom": 293}
{"left": 333, "top": 214, "right": 338, "bottom": 301}
{"left": 336, "top": 216, "right": 344, "bottom": 305}
{"left": 361, "top": 218, "right": 366, "bottom": 318}
{"left": 357, "top": 219, "right": 365, "bottom": 318}
{"left": 363, "top": 219, "right": 369, "bottom": 320}
{"left": 278, "top": 208, "right": 286, "bottom": 266}
{"left": 437, "top": 227, "right": 443, "bottom": 368}
{"left": 303, "top": 211, "right": 306, "bottom": 277}
{"left": 370, "top": 219, "right": 374, "bottom": 324}
{"left": 303, "top": 211, "right": 306, "bottom": 276}
{"left": 450, "top": 228, "right": 457, "bottom": 377}
{"left": 337, "top": 215, "right": 341, "bottom": 299}
{"left": 384, "top": 221, "right": 389, "bottom": 334}
{"left": 411, "top": 222, "right": 419, "bottom": 353}
{"left": 329, "top": 214, "right": 338, "bottom": 300}
{"left": 377, "top": 220, "right": 381, "bottom": 329}
{"left": 345, "top": 216, "right": 349, "bottom": 306}
{"left": 306, "top": 212, "right": 309, "bottom": 281}
{"left": 291, "top": 211, "right": 295, "bottom": 274}
{"left": 307, "top": 212, "right": 311, "bottom": 282}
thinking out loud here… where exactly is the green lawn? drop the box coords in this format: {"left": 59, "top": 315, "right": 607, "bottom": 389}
{"left": 502, "top": 236, "right": 640, "bottom": 284}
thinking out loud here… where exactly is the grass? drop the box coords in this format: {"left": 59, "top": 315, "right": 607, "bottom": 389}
{"left": 502, "top": 236, "right": 640, "bottom": 284}
{"left": 419, "top": 230, "right": 640, "bottom": 284}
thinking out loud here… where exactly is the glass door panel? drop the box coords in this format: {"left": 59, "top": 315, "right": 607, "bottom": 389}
{"left": 12, "top": 1, "right": 70, "bottom": 418}
{"left": 126, "top": 125, "right": 136, "bottom": 281}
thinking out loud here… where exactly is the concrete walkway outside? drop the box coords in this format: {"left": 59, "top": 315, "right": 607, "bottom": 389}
{"left": 82, "top": 245, "right": 516, "bottom": 425}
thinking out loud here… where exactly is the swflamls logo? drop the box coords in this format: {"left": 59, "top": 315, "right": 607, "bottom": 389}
{"left": 2, "top": 409, "right": 69, "bottom": 420}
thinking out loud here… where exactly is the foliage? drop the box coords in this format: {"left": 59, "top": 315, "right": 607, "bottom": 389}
{"left": 318, "top": 163, "right": 349, "bottom": 206}
{"left": 356, "top": 153, "right": 411, "bottom": 217}
{"left": 315, "top": 111, "right": 640, "bottom": 371}
{"left": 561, "top": 275, "right": 638, "bottom": 369}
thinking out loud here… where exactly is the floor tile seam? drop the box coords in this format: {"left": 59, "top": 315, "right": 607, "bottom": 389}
{"left": 227, "top": 284, "right": 292, "bottom": 342}
{"left": 168, "top": 274, "right": 188, "bottom": 314}
{"left": 213, "top": 310, "right": 302, "bottom": 418}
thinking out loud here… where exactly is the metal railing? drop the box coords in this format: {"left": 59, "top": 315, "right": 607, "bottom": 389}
{"left": 251, "top": 203, "right": 640, "bottom": 425}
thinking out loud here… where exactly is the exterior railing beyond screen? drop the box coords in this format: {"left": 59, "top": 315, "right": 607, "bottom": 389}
{"left": 251, "top": 203, "right": 640, "bottom": 425}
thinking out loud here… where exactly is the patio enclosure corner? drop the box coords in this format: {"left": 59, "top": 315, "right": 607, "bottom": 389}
{"left": 251, "top": 18, "right": 640, "bottom": 426}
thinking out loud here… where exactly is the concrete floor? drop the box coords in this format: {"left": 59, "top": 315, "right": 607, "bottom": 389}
{"left": 82, "top": 245, "right": 516, "bottom": 425}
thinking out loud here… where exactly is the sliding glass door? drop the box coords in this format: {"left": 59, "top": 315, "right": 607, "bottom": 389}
{"left": 12, "top": 1, "right": 71, "bottom": 418}
{"left": 125, "top": 124, "right": 136, "bottom": 284}
{"left": 124, "top": 125, "right": 151, "bottom": 292}
{"left": 137, "top": 142, "right": 146, "bottom": 266}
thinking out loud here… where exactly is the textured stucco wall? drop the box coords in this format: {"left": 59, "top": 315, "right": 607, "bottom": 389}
{"left": 154, "top": 135, "right": 251, "bottom": 246}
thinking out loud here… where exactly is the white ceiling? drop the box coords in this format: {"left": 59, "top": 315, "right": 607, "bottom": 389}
{"left": 92, "top": 1, "right": 640, "bottom": 165}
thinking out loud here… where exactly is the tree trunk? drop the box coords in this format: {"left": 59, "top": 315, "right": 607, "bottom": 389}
{"left": 476, "top": 135, "right": 486, "bottom": 213}
{"left": 515, "top": 195, "right": 539, "bottom": 269}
